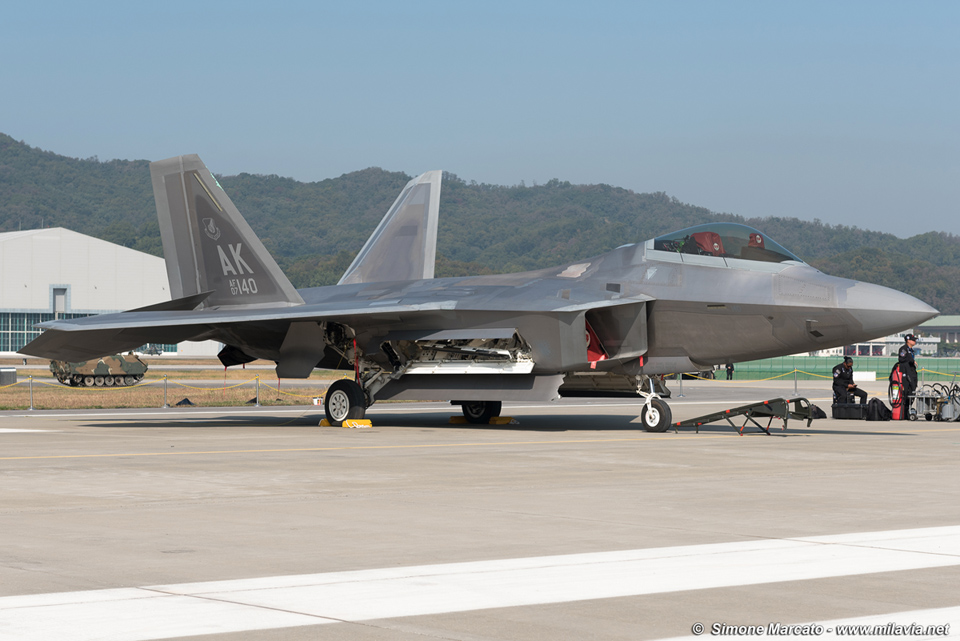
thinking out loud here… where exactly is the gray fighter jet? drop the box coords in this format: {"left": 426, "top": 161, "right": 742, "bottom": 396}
{"left": 21, "top": 155, "right": 938, "bottom": 430}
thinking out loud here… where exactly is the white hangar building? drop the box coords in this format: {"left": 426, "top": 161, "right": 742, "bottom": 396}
{"left": 0, "top": 227, "right": 218, "bottom": 356}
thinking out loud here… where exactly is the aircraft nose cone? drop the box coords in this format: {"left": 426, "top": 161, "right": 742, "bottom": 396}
{"left": 843, "top": 281, "right": 938, "bottom": 340}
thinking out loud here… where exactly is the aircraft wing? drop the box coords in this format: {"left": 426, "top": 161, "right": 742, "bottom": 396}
{"left": 22, "top": 292, "right": 654, "bottom": 363}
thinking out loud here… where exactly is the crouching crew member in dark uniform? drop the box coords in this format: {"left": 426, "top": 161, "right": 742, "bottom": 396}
{"left": 898, "top": 334, "right": 919, "bottom": 412}
{"left": 833, "top": 356, "right": 867, "bottom": 404}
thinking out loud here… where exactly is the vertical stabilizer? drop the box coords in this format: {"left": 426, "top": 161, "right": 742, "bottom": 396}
{"left": 151, "top": 155, "right": 304, "bottom": 308}
{"left": 338, "top": 170, "right": 441, "bottom": 285}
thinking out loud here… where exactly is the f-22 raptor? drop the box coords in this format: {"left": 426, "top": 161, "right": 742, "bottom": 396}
{"left": 21, "top": 155, "right": 938, "bottom": 430}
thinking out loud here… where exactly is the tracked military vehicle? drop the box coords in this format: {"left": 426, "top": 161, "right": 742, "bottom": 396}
{"left": 50, "top": 354, "right": 148, "bottom": 387}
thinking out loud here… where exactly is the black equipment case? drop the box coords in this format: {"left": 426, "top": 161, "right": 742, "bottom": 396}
{"left": 832, "top": 403, "right": 867, "bottom": 420}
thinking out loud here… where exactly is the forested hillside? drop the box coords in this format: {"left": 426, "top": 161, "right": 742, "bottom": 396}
{"left": 2, "top": 133, "right": 958, "bottom": 312}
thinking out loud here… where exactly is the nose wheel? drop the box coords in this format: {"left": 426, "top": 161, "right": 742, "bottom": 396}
{"left": 641, "top": 398, "right": 672, "bottom": 432}
{"left": 324, "top": 379, "right": 367, "bottom": 426}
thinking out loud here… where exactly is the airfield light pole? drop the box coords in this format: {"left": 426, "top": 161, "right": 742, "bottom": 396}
{"left": 677, "top": 373, "right": 685, "bottom": 398}
{"left": 162, "top": 375, "right": 169, "bottom": 408}
{"left": 794, "top": 369, "right": 798, "bottom": 395}
{"left": 255, "top": 376, "right": 261, "bottom": 407}
{"left": 28, "top": 376, "right": 34, "bottom": 411}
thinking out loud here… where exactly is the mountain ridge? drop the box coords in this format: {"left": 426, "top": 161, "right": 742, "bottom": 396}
{"left": 2, "top": 133, "right": 957, "bottom": 313}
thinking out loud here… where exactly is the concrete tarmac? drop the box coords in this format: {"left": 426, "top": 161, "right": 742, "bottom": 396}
{"left": 1, "top": 379, "right": 958, "bottom": 640}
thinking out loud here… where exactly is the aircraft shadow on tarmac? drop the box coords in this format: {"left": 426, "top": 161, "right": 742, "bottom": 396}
{"left": 676, "top": 424, "right": 915, "bottom": 437}
{"left": 81, "top": 414, "right": 324, "bottom": 430}
{"left": 81, "top": 414, "right": 632, "bottom": 432}
{"left": 371, "top": 413, "right": 641, "bottom": 432}
{"left": 81, "top": 411, "right": 918, "bottom": 436}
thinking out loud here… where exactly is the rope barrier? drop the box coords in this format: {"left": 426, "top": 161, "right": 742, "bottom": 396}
{"left": 170, "top": 378, "right": 255, "bottom": 391}
{"left": 15, "top": 379, "right": 167, "bottom": 391}
{"left": 669, "top": 369, "right": 822, "bottom": 384}
{"left": 1, "top": 376, "right": 341, "bottom": 394}
{"left": 259, "top": 381, "right": 329, "bottom": 399}
{"left": 794, "top": 369, "right": 833, "bottom": 379}
{"left": 722, "top": 370, "right": 799, "bottom": 382}
{"left": 918, "top": 367, "right": 960, "bottom": 378}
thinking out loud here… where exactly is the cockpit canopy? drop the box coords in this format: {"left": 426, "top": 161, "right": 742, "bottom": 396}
{"left": 652, "top": 223, "right": 803, "bottom": 264}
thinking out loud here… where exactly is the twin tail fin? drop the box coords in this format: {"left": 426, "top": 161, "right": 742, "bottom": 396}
{"left": 150, "top": 155, "right": 304, "bottom": 308}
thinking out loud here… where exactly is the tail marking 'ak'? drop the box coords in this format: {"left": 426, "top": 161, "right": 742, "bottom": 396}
{"left": 150, "top": 155, "right": 304, "bottom": 309}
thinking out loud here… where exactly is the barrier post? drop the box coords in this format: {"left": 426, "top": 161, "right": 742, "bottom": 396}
{"left": 29, "top": 376, "right": 34, "bottom": 411}
{"left": 162, "top": 375, "right": 169, "bottom": 408}
{"left": 794, "top": 369, "right": 798, "bottom": 395}
{"left": 256, "top": 376, "right": 261, "bottom": 407}
{"left": 677, "top": 373, "right": 685, "bottom": 398}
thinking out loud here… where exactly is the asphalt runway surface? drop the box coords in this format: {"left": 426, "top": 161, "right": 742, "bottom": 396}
{"left": 1, "top": 379, "right": 958, "bottom": 640}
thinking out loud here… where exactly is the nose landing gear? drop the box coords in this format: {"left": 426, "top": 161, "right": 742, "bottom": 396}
{"left": 640, "top": 397, "right": 672, "bottom": 432}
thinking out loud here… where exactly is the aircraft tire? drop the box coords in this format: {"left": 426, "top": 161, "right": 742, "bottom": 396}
{"left": 641, "top": 398, "right": 672, "bottom": 432}
{"left": 462, "top": 401, "right": 502, "bottom": 424}
{"left": 325, "top": 379, "right": 366, "bottom": 427}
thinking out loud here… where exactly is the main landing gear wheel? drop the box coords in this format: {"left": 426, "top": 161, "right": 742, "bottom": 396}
{"left": 641, "top": 398, "right": 672, "bottom": 432}
{"left": 461, "top": 401, "right": 502, "bottom": 424}
{"left": 324, "top": 379, "right": 366, "bottom": 427}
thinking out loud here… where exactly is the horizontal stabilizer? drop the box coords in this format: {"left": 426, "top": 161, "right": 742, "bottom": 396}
{"left": 126, "top": 291, "right": 214, "bottom": 313}
{"left": 19, "top": 326, "right": 208, "bottom": 362}
{"left": 338, "top": 170, "right": 441, "bottom": 285}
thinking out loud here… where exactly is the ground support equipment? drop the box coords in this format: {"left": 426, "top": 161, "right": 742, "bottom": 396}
{"left": 912, "top": 376, "right": 960, "bottom": 421}
{"left": 674, "top": 397, "right": 813, "bottom": 435}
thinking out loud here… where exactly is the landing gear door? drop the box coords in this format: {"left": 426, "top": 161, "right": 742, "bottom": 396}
{"left": 584, "top": 300, "right": 648, "bottom": 360}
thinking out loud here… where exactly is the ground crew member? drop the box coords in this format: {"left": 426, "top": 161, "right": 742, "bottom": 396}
{"left": 897, "top": 334, "right": 919, "bottom": 415}
{"left": 725, "top": 362, "right": 734, "bottom": 380}
{"left": 833, "top": 356, "right": 867, "bottom": 404}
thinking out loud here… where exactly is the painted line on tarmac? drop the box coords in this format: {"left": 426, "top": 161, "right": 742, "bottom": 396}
{"left": 5, "top": 425, "right": 958, "bottom": 461}
{"left": 655, "top": 605, "right": 960, "bottom": 640}
{"left": 2, "top": 525, "right": 959, "bottom": 641}
{"left": 0, "top": 428, "right": 56, "bottom": 433}
{"left": 0, "top": 432, "right": 774, "bottom": 460}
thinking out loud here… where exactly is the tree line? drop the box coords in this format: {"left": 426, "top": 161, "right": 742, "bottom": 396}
{"left": 2, "top": 133, "right": 958, "bottom": 313}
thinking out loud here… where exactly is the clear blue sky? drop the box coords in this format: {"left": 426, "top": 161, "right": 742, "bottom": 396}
{"left": 2, "top": 1, "right": 957, "bottom": 237}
